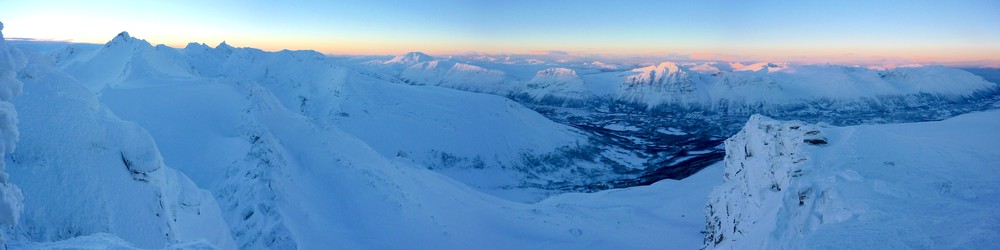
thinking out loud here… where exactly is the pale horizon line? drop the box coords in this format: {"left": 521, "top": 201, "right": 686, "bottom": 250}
{"left": 7, "top": 35, "right": 1000, "bottom": 69}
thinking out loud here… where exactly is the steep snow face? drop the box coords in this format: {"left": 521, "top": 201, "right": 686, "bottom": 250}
{"left": 618, "top": 62, "right": 703, "bottom": 105}
{"left": 704, "top": 115, "right": 820, "bottom": 248}
{"left": 385, "top": 51, "right": 434, "bottom": 65}
{"left": 705, "top": 112, "right": 1000, "bottom": 249}
{"left": 7, "top": 49, "right": 234, "bottom": 249}
{"left": 0, "top": 21, "right": 24, "bottom": 237}
{"left": 625, "top": 62, "right": 687, "bottom": 85}
{"left": 522, "top": 68, "right": 591, "bottom": 102}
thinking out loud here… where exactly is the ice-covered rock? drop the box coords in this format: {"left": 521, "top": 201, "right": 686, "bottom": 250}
{"left": 705, "top": 112, "right": 1000, "bottom": 249}
{"left": 704, "top": 115, "right": 817, "bottom": 248}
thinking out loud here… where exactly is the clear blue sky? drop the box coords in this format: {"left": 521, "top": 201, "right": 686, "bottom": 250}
{"left": 1, "top": 0, "right": 998, "bottom": 64}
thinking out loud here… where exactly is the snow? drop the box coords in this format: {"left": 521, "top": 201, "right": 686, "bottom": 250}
{"left": 8, "top": 47, "right": 235, "bottom": 249}
{"left": 0, "top": 30, "right": 738, "bottom": 248}
{"left": 522, "top": 67, "right": 592, "bottom": 101}
{"left": 614, "top": 62, "right": 999, "bottom": 109}
{"left": 0, "top": 21, "right": 24, "bottom": 244}
{"left": 706, "top": 111, "right": 1000, "bottom": 249}
{"left": 385, "top": 51, "right": 434, "bottom": 65}
{"left": 2, "top": 22, "right": 999, "bottom": 249}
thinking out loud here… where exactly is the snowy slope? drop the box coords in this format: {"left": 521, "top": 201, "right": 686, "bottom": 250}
{"left": 7, "top": 45, "right": 234, "bottom": 249}
{"left": 0, "top": 31, "right": 717, "bottom": 248}
{"left": 62, "top": 37, "right": 640, "bottom": 202}
{"left": 7, "top": 32, "right": 731, "bottom": 248}
{"left": 6, "top": 24, "right": 999, "bottom": 249}
{"left": 705, "top": 111, "right": 1000, "bottom": 249}
{"left": 328, "top": 73, "right": 611, "bottom": 201}
{"left": 56, "top": 32, "right": 196, "bottom": 92}
{"left": 398, "top": 57, "right": 520, "bottom": 94}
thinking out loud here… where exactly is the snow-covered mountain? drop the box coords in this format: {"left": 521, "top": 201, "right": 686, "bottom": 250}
{"left": 3, "top": 20, "right": 1000, "bottom": 248}
{"left": 521, "top": 67, "right": 592, "bottom": 103}
{"left": 56, "top": 32, "right": 196, "bottom": 92}
{"left": 384, "top": 51, "right": 434, "bottom": 65}
{"left": 363, "top": 53, "right": 1000, "bottom": 132}
{"left": 63, "top": 37, "right": 650, "bottom": 202}
{"left": 1, "top": 28, "right": 741, "bottom": 249}
{"left": 705, "top": 111, "right": 1000, "bottom": 249}
{"left": 580, "top": 61, "right": 999, "bottom": 114}
{"left": 4, "top": 25, "right": 235, "bottom": 248}
{"left": 399, "top": 60, "right": 518, "bottom": 94}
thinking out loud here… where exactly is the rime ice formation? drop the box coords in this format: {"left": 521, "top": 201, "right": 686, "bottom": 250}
{"left": 0, "top": 21, "right": 24, "bottom": 247}
{"left": 705, "top": 112, "right": 1000, "bottom": 249}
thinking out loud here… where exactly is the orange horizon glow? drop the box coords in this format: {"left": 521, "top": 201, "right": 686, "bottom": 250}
{"left": 3, "top": 1, "right": 998, "bottom": 67}
{"left": 10, "top": 32, "right": 998, "bottom": 67}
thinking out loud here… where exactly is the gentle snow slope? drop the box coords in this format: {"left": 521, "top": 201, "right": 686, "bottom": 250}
{"left": 706, "top": 111, "right": 1000, "bottom": 249}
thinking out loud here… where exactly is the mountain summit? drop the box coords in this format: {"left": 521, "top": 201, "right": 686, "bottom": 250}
{"left": 105, "top": 31, "right": 151, "bottom": 48}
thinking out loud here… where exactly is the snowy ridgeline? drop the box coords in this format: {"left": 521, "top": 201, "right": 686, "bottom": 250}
{"left": 1, "top": 26, "right": 999, "bottom": 249}
{"left": 2, "top": 27, "right": 721, "bottom": 248}
{"left": 705, "top": 112, "right": 1000, "bottom": 249}
{"left": 31, "top": 30, "right": 663, "bottom": 202}
{"left": 371, "top": 54, "right": 1000, "bottom": 115}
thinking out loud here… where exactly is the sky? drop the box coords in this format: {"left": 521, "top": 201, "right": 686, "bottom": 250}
{"left": 1, "top": 0, "right": 998, "bottom": 65}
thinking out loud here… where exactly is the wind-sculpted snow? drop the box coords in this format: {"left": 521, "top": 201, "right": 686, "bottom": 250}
{"left": 705, "top": 112, "right": 1000, "bottom": 249}
{"left": 0, "top": 21, "right": 24, "bottom": 246}
{"left": 7, "top": 48, "right": 234, "bottom": 249}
